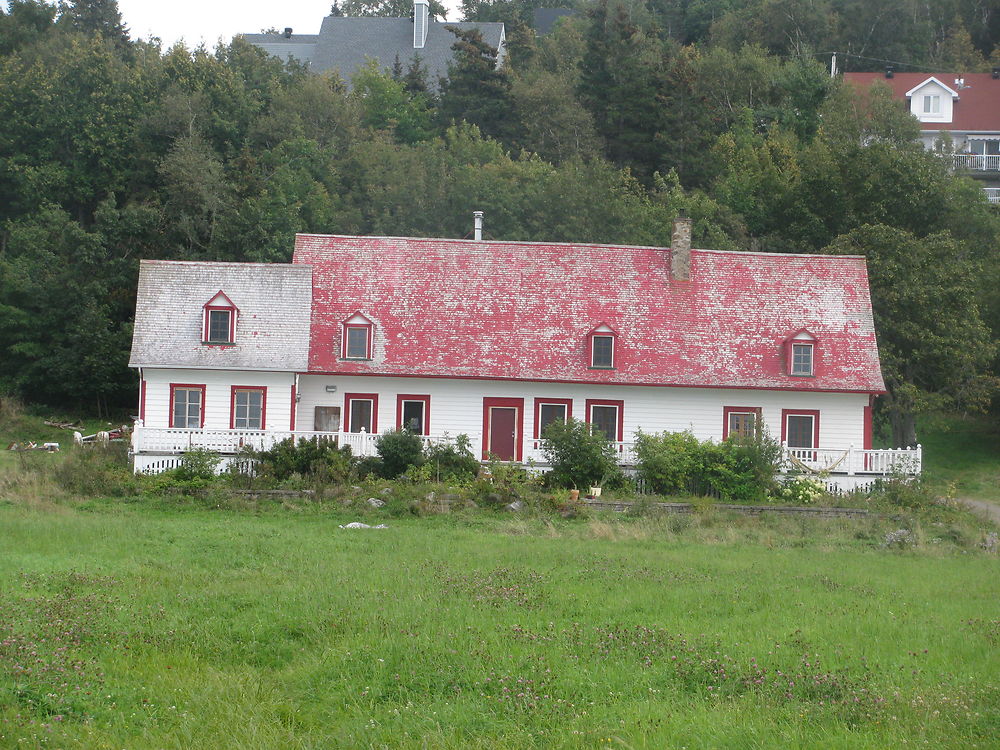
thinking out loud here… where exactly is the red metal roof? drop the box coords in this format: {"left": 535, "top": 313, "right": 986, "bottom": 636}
{"left": 844, "top": 72, "right": 1000, "bottom": 132}
{"left": 293, "top": 234, "right": 886, "bottom": 393}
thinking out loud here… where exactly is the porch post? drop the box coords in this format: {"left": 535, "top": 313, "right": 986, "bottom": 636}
{"left": 847, "top": 444, "right": 855, "bottom": 475}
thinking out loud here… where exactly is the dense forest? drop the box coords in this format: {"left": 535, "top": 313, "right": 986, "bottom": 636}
{"left": 0, "top": 0, "right": 998, "bottom": 445}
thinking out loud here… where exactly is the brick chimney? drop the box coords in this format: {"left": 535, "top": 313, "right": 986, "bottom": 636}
{"left": 413, "top": 0, "right": 429, "bottom": 49}
{"left": 671, "top": 213, "right": 692, "bottom": 281}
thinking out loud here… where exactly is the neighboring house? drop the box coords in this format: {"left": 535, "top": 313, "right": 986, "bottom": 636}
{"left": 845, "top": 70, "right": 1000, "bottom": 203}
{"left": 242, "top": 0, "right": 505, "bottom": 88}
{"left": 129, "top": 216, "right": 921, "bottom": 489}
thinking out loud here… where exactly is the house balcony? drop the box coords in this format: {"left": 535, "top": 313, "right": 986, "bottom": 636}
{"left": 131, "top": 426, "right": 921, "bottom": 492}
{"left": 951, "top": 153, "right": 1000, "bottom": 175}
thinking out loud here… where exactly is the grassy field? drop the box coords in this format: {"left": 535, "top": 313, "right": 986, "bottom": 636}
{"left": 917, "top": 415, "right": 1000, "bottom": 503}
{"left": 0, "top": 501, "right": 997, "bottom": 749}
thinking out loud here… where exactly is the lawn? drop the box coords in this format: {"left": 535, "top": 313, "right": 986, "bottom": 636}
{"left": 0, "top": 503, "right": 996, "bottom": 749}
{"left": 918, "top": 414, "right": 1000, "bottom": 503}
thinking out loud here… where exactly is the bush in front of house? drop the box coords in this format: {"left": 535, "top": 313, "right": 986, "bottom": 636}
{"left": 254, "top": 437, "right": 353, "bottom": 481}
{"left": 540, "top": 418, "right": 622, "bottom": 489}
{"left": 376, "top": 428, "right": 425, "bottom": 479}
{"left": 635, "top": 429, "right": 782, "bottom": 502}
{"left": 420, "top": 433, "right": 481, "bottom": 484}
{"left": 54, "top": 442, "right": 136, "bottom": 497}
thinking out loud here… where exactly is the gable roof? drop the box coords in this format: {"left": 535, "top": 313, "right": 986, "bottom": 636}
{"left": 293, "top": 234, "right": 885, "bottom": 393}
{"left": 129, "top": 260, "right": 312, "bottom": 371}
{"left": 903, "top": 75, "right": 959, "bottom": 98}
{"left": 243, "top": 17, "right": 505, "bottom": 88}
{"left": 844, "top": 72, "right": 1000, "bottom": 132}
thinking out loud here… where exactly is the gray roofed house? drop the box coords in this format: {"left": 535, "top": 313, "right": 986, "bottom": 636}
{"left": 129, "top": 260, "right": 313, "bottom": 372}
{"left": 242, "top": 0, "right": 505, "bottom": 89}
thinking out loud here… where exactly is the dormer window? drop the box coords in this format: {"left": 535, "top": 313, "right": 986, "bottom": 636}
{"left": 787, "top": 329, "right": 817, "bottom": 377}
{"left": 342, "top": 312, "right": 374, "bottom": 360}
{"left": 202, "top": 291, "right": 238, "bottom": 344}
{"left": 588, "top": 323, "right": 618, "bottom": 369}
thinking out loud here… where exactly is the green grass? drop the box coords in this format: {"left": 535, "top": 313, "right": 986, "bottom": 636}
{"left": 918, "top": 414, "right": 1000, "bottom": 502}
{"left": 0, "top": 503, "right": 997, "bottom": 749}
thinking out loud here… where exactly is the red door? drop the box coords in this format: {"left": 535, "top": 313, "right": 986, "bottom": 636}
{"left": 488, "top": 407, "right": 517, "bottom": 460}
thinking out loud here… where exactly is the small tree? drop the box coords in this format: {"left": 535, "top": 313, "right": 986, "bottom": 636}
{"left": 540, "top": 418, "right": 621, "bottom": 489}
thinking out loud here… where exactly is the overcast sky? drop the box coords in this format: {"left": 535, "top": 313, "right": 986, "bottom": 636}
{"left": 1, "top": 1, "right": 463, "bottom": 49}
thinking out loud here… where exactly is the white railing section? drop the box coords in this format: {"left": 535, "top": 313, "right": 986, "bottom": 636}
{"left": 133, "top": 428, "right": 920, "bottom": 477}
{"left": 953, "top": 153, "right": 1000, "bottom": 172}
{"left": 781, "top": 443, "right": 921, "bottom": 476}
{"left": 984, "top": 188, "right": 1000, "bottom": 204}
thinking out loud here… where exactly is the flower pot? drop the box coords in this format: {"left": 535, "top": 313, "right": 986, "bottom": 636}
{"left": 589, "top": 487, "right": 602, "bottom": 497}
{"left": 568, "top": 489, "right": 580, "bottom": 502}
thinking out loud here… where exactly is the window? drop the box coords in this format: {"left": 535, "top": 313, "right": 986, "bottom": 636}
{"left": 923, "top": 94, "right": 940, "bottom": 114}
{"left": 723, "top": 406, "right": 761, "bottom": 439}
{"left": 791, "top": 343, "right": 814, "bottom": 376}
{"left": 341, "top": 312, "right": 374, "bottom": 360}
{"left": 231, "top": 386, "right": 265, "bottom": 430}
{"left": 588, "top": 323, "right": 618, "bottom": 369}
{"left": 396, "top": 394, "right": 430, "bottom": 435}
{"left": 202, "top": 291, "right": 238, "bottom": 344}
{"left": 781, "top": 409, "right": 819, "bottom": 449}
{"left": 345, "top": 393, "right": 378, "bottom": 433}
{"left": 533, "top": 398, "right": 572, "bottom": 441}
{"left": 586, "top": 399, "right": 623, "bottom": 442}
{"left": 170, "top": 384, "right": 205, "bottom": 428}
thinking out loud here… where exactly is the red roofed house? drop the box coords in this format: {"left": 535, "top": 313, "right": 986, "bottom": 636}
{"left": 844, "top": 70, "right": 1000, "bottom": 203}
{"left": 129, "top": 217, "right": 921, "bottom": 489}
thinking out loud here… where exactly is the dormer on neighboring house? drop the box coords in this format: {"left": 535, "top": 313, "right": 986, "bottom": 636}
{"left": 203, "top": 290, "right": 238, "bottom": 345}
{"left": 904, "top": 76, "right": 959, "bottom": 124}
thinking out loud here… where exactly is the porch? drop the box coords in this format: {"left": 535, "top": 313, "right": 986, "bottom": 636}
{"left": 130, "top": 427, "right": 921, "bottom": 490}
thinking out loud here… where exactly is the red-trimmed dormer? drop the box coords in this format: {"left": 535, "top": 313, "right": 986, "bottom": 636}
{"left": 588, "top": 323, "right": 618, "bottom": 370}
{"left": 786, "top": 329, "right": 818, "bottom": 377}
{"left": 342, "top": 311, "right": 374, "bottom": 360}
{"left": 203, "top": 290, "right": 238, "bottom": 345}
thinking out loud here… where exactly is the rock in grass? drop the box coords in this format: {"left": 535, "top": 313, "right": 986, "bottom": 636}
{"left": 367, "top": 497, "right": 385, "bottom": 508}
{"left": 505, "top": 500, "right": 524, "bottom": 512}
{"left": 339, "top": 522, "right": 388, "bottom": 529}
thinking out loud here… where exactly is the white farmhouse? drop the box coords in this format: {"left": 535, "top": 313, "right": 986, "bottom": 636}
{"left": 129, "top": 217, "right": 920, "bottom": 489}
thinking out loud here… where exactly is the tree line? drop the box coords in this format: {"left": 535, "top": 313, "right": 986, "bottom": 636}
{"left": 0, "top": 0, "right": 997, "bottom": 445}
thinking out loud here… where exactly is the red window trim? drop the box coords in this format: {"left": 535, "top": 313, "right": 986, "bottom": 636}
{"left": 722, "top": 406, "right": 762, "bottom": 440}
{"left": 168, "top": 383, "right": 207, "bottom": 428}
{"left": 585, "top": 398, "right": 624, "bottom": 442}
{"left": 533, "top": 397, "right": 573, "bottom": 439}
{"left": 482, "top": 397, "right": 524, "bottom": 461}
{"left": 780, "top": 409, "right": 820, "bottom": 448}
{"left": 341, "top": 312, "right": 374, "bottom": 360}
{"left": 587, "top": 323, "right": 618, "bottom": 370}
{"left": 785, "top": 330, "right": 818, "bottom": 377}
{"left": 344, "top": 392, "right": 379, "bottom": 433}
{"left": 864, "top": 395, "right": 875, "bottom": 451}
{"left": 396, "top": 394, "right": 431, "bottom": 435}
{"left": 230, "top": 385, "right": 267, "bottom": 430}
{"left": 139, "top": 379, "right": 147, "bottom": 422}
{"left": 202, "top": 290, "right": 238, "bottom": 344}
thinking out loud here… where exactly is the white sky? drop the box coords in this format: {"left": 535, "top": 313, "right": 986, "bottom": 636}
{"left": 1, "top": 1, "right": 463, "bottom": 50}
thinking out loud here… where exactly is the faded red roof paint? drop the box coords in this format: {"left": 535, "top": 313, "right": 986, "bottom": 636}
{"left": 844, "top": 72, "right": 1000, "bottom": 132}
{"left": 293, "top": 234, "right": 886, "bottom": 393}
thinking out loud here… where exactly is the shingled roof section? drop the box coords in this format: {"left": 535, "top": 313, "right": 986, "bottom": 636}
{"left": 293, "top": 235, "right": 886, "bottom": 394}
{"left": 844, "top": 72, "right": 1000, "bottom": 132}
{"left": 129, "top": 260, "right": 312, "bottom": 371}
{"left": 243, "top": 18, "right": 505, "bottom": 88}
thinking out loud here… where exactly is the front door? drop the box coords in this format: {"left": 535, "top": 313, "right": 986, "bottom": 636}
{"left": 488, "top": 407, "right": 517, "bottom": 460}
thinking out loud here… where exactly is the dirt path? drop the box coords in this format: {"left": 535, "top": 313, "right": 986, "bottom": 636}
{"left": 957, "top": 498, "right": 1000, "bottom": 525}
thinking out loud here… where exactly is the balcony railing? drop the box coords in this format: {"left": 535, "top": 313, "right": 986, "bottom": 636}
{"left": 781, "top": 444, "right": 921, "bottom": 476}
{"left": 984, "top": 188, "right": 1000, "bottom": 204}
{"left": 952, "top": 153, "right": 1000, "bottom": 172}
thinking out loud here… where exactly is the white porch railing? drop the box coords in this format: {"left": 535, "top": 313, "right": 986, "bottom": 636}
{"left": 953, "top": 153, "right": 1000, "bottom": 172}
{"left": 132, "top": 428, "right": 921, "bottom": 478}
{"left": 781, "top": 443, "right": 921, "bottom": 476}
{"left": 984, "top": 187, "right": 1000, "bottom": 204}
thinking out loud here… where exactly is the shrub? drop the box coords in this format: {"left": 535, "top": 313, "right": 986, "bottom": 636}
{"left": 540, "top": 418, "right": 621, "bottom": 489}
{"left": 54, "top": 443, "right": 135, "bottom": 497}
{"left": 376, "top": 428, "right": 424, "bottom": 479}
{"left": 423, "top": 434, "right": 481, "bottom": 484}
{"left": 175, "top": 448, "right": 222, "bottom": 481}
{"left": 870, "top": 474, "right": 936, "bottom": 508}
{"left": 255, "top": 437, "right": 353, "bottom": 481}
{"left": 635, "top": 429, "right": 782, "bottom": 502}
{"left": 777, "top": 476, "right": 828, "bottom": 505}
